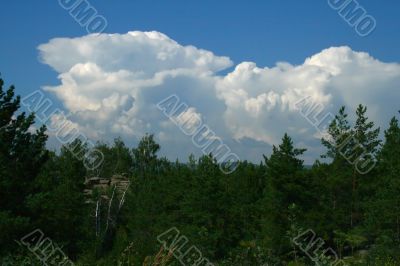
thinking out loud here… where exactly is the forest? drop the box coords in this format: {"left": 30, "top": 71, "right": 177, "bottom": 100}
{"left": 1, "top": 76, "right": 399, "bottom": 265}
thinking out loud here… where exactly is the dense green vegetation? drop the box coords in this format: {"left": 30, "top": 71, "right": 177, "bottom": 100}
{"left": 1, "top": 77, "right": 399, "bottom": 265}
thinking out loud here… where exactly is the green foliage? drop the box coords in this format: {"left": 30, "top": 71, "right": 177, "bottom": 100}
{"left": 132, "top": 133, "right": 160, "bottom": 177}
{"left": 0, "top": 78, "right": 48, "bottom": 254}
{"left": 92, "top": 137, "right": 133, "bottom": 178}
{"left": 261, "top": 133, "right": 307, "bottom": 259}
{"left": 1, "top": 75, "right": 400, "bottom": 264}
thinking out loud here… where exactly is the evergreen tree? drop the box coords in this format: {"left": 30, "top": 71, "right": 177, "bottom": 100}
{"left": 321, "top": 106, "right": 354, "bottom": 236}
{"left": 364, "top": 115, "right": 400, "bottom": 259}
{"left": 350, "top": 105, "right": 380, "bottom": 229}
{"left": 132, "top": 133, "right": 160, "bottom": 177}
{"left": 27, "top": 139, "right": 90, "bottom": 259}
{"left": 1, "top": 75, "right": 398, "bottom": 264}
{"left": 261, "top": 133, "right": 306, "bottom": 259}
{"left": 0, "top": 78, "right": 48, "bottom": 254}
{"left": 93, "top": 137, "right": 133, "bottom": 178}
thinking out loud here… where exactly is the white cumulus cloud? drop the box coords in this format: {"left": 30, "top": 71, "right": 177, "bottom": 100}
{"left": 38, "top": 31, "right": 400, "bottom": 163}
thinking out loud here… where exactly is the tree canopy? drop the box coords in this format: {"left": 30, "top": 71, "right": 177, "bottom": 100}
{"left": 1, "top": 76, "right": 399, "bottom": 265}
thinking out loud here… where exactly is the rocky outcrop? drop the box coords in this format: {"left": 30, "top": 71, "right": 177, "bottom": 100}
{"left": 84, "top": 175, "right": 130, "bottom": 203}
{"left": 84, "top": 174, "right": 131, "bottom": 237}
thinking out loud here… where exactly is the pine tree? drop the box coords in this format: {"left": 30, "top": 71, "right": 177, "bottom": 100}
{"left": 321, "top": 106, "right": 354, "bottom": 238}
{"left": 0, "top": 78, "right": 48, "bottom": 254}
{"left": 261, "top": 133, "right": 306, "bottom": 258}
{"left": 27, "top": 139, "right": 90, "bottom": 259}
{"left": 364, "top": 115, "right": 400, "bottom": 258}
{"left": 350, "top": 105, "right": 380, "bottom": 228}
{"left": 132, "top": 133, "right": 160, "bottom": 177}
{"left": 93, "top": 137, "right": 133, "bottom": 178}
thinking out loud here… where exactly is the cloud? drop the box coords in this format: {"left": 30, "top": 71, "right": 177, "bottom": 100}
{"left": 38, "top": 31, "right": 232, "bottom": 74}
{"left": 38, "top": 31, "right": 400, "bottom": 163}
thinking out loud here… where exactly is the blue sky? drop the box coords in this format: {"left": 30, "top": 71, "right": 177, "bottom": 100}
{"left": 1, "top": 0, "right": 399, "bottom": 163}
{"left": 1, "top": 0, "right": 399, "bottom": 96}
